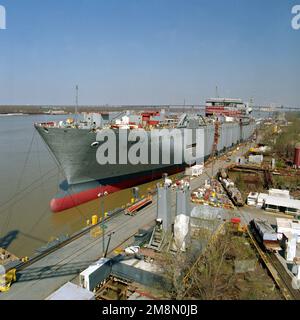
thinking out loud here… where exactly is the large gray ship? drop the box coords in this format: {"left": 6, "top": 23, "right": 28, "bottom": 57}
{"left": 35, "top": 105, "right": 256, "bottom": 213}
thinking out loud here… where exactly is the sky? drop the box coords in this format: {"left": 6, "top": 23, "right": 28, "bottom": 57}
{"left": 0, "top": 0, "right": 299, "bottom": 106}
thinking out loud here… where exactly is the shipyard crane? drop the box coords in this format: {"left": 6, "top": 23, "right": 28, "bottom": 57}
{"left": 207, "top": 119, "right": 220, "bottom": 178}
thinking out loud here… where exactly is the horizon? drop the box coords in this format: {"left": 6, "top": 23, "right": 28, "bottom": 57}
{"left": 0, "top": 0, "right": 299, "bottom": 107}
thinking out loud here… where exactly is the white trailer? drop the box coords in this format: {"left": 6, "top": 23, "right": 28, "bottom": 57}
{"left": 79, "top": 258, "right": 111, "bottom": 292}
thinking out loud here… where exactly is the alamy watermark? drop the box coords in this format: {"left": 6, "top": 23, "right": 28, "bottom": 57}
{"left": 0, "top": 5, "right": 6, "bottom": 30}
{"left": 292, "top": 5, "right": 300, "bottom": 30}
{"left": 95, "top": 128, "right": 205, "bottom": 166}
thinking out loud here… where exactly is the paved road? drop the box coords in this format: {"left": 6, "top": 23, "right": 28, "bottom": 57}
{"left": 0, "top": 142, "right": 253, "bottom": 300}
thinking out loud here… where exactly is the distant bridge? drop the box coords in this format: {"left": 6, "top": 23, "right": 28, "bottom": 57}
{"left": 0, "top": 104, "right": 299, "bottom": 114}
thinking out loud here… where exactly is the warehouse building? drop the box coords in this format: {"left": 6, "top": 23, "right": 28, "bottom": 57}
{"left": 263, "top": 196, "right": 300, "bottom": 217}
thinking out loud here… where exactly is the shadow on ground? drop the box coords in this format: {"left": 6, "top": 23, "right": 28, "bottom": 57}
{"left": 0, "top": 230, "right": 19, "bottom": 249}
{"left": 16, "top": 260, "right": 96, "bottom": 282}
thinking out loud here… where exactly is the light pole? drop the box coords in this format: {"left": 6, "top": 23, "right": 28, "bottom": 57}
{"left": 104, "top": 232, "right": 115, "bottom": 258}
{"left": 98, "top": 191, "right": 108, "bottom": 256}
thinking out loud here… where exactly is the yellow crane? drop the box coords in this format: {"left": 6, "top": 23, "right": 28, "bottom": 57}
{"left": 0, "top": 268, "right": 16, "bottom": 292}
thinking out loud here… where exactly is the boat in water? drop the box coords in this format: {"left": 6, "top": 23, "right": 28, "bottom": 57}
{"left": 35, "top": 101, "right": 256, "bottom": 213}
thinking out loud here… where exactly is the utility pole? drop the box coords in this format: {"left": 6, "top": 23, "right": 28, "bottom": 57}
{"left": 98, "top": 191, "right": 108, "bottom": 256}
{"left": 211, "top": 120, "right": 220, "bottom": 178}
{"left": 104, "top": 232, "right": 115, "bottom": 258}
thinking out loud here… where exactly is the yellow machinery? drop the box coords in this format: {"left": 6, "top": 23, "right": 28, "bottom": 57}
{"left": 114, "top": 247, "right": 124, "bottom": 255}
{"left": 0, "top": 269, "right": 16, "bottom": 292}
{"left": 230, "top": 218, "right": 247, "bottom": 234}
{"left": 237, "top": 224, "right": 247, "bottom": 233}
{"left": 91, "top": 215, "right": 98, "bottom": 225}
{"left": 66, "top": 118, "right": 74, "bottom": 125}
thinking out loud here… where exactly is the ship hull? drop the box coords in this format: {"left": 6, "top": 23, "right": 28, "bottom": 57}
{"left": 51, "top": 164, "right": 184, "bottom": 212}
{"left": 35, "top": 119, "right": 256, "bottom": 213}
{"left": 35, "top": 126, "right": 189, "bottom": 185}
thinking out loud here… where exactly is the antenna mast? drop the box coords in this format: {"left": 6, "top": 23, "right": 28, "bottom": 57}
{"left": 75, "top": 85, "right": 79, "bottom": 122}
{"left": 215, "top": 86, "right": 219, "bottom": 98}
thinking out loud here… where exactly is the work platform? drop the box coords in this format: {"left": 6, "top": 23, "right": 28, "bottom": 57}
{"left": 0, "top": 143, "right": 253, "bottom": 300}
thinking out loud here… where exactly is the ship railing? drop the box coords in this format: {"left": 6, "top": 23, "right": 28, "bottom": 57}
{"left": 36, "top": 122, "right": 57, "bottom": 127}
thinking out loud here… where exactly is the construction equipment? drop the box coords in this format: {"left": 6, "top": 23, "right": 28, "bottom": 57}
{"left": 0, "top": 248, "right": 19, "bottom": 265}
{"left": 0, "top": 268, "right": 16, "bottom": 292}
{"left": 207, "top": 120, "right": 220, "bottom": 177}
{"left": 125, "top": 196, "right": 152, "bottom": 216}
{"left": 230, "top": 217, "right": 247, "bottom": 234}
{"left": 237, "top": 224, "right": 247, "bottom": 233}
{"left": 147, "top": 221, "right": 165, "bottom": 251}
{"left": 96, "top": 277, "right": 128, "bottom": 300}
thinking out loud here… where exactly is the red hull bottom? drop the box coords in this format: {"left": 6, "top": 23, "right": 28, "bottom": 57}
{"left": 51, "top": 166, "right": 184, "bottom": 213}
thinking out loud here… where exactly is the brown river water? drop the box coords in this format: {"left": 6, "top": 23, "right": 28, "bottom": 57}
{"left": 0, "top": 114, "right": 183, "bottom": 258}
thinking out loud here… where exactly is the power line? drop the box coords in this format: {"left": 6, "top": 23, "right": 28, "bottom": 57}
{"left": 1, "top": 130, "right": 37, "bottom": 234}
{"left": 0, "top": 167, "right": 58, "bottom": 215}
